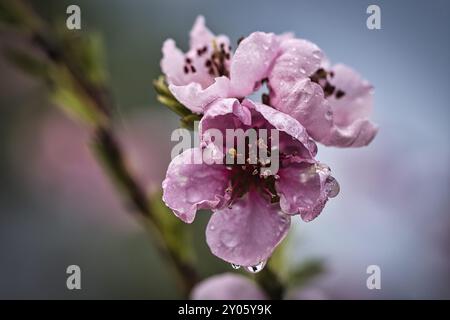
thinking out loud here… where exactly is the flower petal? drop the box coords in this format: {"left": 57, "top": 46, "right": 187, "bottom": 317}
{"left": 269, "top": 38, "right": 324, "bottom": 105}
{"left": 277, "top": 161, "right": 339, "bottom": 221}
{"left": 322, "top": 64, "right": 378, "bottom": 147}
{"left": 160, "top": 39, "right": 188, "bottom": 86}
{"left": 206, "top": 191, "right": 290, "bottom": 266}
{"left": 268, "top": 78, "right": 334, "bottom": 144}
{"left": 199, "top": 98, "right": 252, "bottom": 140}
{"left": 190, "top": 273, "right": 268, "bottom": 300}
{"left": 268, "top": 39, "right": 378, "bottom": 148}
{"left": 161, "top": 16, "right": 232, "bottom": 91}
{"left": 323, "top": 118, "right": 379, "bottom": 147}
{"left": 230, "top": 32, "right": 281, "bottom": 97}
{"left": 189, "top": 16, "right": 214, "bottom": 49}
{"left": 169, "top": 76, "right": 231, "bottom": 114}
{"left": 328, "top": 64, "right": 373, "bottom": 125}
{"left": 162, "top": 148, "right": 230, "bottom": 223}
{"left": 244, "top": 100, "right": 317, "bottom": 158}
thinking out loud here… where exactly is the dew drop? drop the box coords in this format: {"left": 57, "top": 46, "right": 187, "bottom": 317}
{"left": 231, "top": 263, "right": 241, "bottom": 270}
{"left": 221, "top": 231, "right": 239, "bottom": 248}
{"left": 186, "top": 190, "right": 203, "bottom": 202}
{"left": 326, "top": 176, "right": 340, "bottom": 198}
{"left": 245, "top": 260, "right": 267, "bottom": 273}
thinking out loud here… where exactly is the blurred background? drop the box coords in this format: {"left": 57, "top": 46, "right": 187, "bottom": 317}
{"left": 0, "top": 0, "right": 449, "bottom": 299}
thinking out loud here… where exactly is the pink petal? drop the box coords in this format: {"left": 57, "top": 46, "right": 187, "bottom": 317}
{"left": 190, "top": 273, "right": 268, "bottom": 300}
{"left": 328, "top": 64, "right": 373, "bottom": 125}
{"left": 189, "top": 16, "right": 231, "bottom": 56}
{"left": 269, "top": 38, "right": 324, "bottom": 105}
{"left": 160, "top": 39, "right": 187, "bottom": 86}
{"left": 161, "top": 17, "right": 232, "bottom": 93}
{"left": 199, "top": 98, "right": 252, "bottom": 140}
{"left": 162, "top": 148, "right": 230, "bottom": 223}
{"left": 169, "top": 76, "right": 231, "bottom": 114}
{"left": 268, "top": 38, "right": 333, "bottom": 144}
{"left": 268, "top": 78, "right": 334, "bottom": 144}
{"left": 323, "top": 118, "right": 379, "bottom": 148}
{"left": 322, "top": 64, "right": 379, "bottom": 147}
{"left": 276, "top": 161, "right": 339, "bottom": 222}
{"left": 230, "top": 32, "right": 281, "bottom": 97}
{"left": 243, "top": 100, "right": 317, "bottom": 158}
{"left": 268, "top": 38, "right": 378, "bottom": 148}
{"left": 206, "top": 191, "right": 290, "bottom": 266}
{"left": 189, "top": 16, "right": 214, "bottom": 49}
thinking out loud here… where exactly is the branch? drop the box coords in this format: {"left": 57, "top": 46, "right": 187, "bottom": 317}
{"left": 1, "top": 0, "right": 198, "bottom": 296}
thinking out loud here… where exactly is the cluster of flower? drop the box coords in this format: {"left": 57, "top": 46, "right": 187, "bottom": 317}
{"left": 159, "top": 16, "right": 377, "bottom": 270}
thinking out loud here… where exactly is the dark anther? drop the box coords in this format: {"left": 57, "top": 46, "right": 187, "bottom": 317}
{"left": 197, "top": 49, "right": 202, "bottom": 56}
{"left": 335, "top": 90, "right": 345, "bottom": 99}
{"left": 262, "top": 93, "right": 270, "bottom": 105}
{"left": 323, "top": 83, "right": 335, "bottom": 97}
{"left": 190, "top": 65, "right": 196, "bottom": 73}
{"left": 315, "top": 68, "right": 327, "bottom": 80}
{"left": 220, "top": 43, "right": 225, "bottom": 49}
{"left": 225, "top": 53, "right": 230, "bottom": 60}
{"left": 205, "top": 59, "right": 212, "bottom": 67}
{"left": 183, "top": 65, "right": 189, "bottom": 74}
{"left": 185, "top": 57, "right": 192, "bottom": 64}
{"left": 329, "top": 71, "right": 335, "bottom": 78}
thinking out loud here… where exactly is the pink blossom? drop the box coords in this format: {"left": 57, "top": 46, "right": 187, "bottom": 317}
{"left": 190, "top": 272, "right": 328, "bottom": 300}
{"left": 190, "top": 273, "right": 267, "bottom": 300}
{"left": 268, "top": 37, "right": 378, "bottom": 147}
{"left": 161, "top": 16, "right": 281, "bottom": 113}
{"left": 160, "top": 17, "right": 378, "bottom": 147}
{"left": 160, "top": 17, "right": 375, "bottom": 267}
{"left": 162, "top": 99, "right": 338, "bottom": 266}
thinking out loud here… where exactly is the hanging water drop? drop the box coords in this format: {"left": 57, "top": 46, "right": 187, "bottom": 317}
{"left": 326, "top": 176, "right": 340, "bottom": 198}
{"left": 231, "top": 263, "right": 241, "bottom": 270}
{"left": 245, "top": 260, "right": 266, "bottom": 273}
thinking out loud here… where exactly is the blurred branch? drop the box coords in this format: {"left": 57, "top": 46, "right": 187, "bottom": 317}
{"left": 288, "top": 259, "right": 325, "bottom": 288}
{"left": 0, "top": 0, "right": 198, "bottom": 296}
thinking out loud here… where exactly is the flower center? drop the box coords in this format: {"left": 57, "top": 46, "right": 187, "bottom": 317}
{"left": 182, "top": 40, "right": 231, "bottom": 77}
{"left": 205, "top": 40, "right": 231, "bottom": 77}
{"left": 310, "top": 68, "right": 346, "bottom": 99}
{"left": 224, "top": 136, "right": 281, "bottom": 207}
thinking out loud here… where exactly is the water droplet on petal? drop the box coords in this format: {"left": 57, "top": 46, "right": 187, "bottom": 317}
{"left": 220, "top": 231, "right": 239, "bottom": 248}
{"left": 231, "top": 263, "right": 241, "bottom": 270}
{"left": 326, "top": 176, "right": 340, "bottom": 198}
{"left": 186, "top": 190, "right": 203, "bottom": 203}
{"left": 245, "top": 260, "right": 266, "bottom": 273}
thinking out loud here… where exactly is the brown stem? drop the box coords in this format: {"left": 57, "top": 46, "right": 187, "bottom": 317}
{"left": 13, "top": 0, "right": 199, "bottom": 297}
{"left": 93, "top": 128, "right": 198, "bottom": 295}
